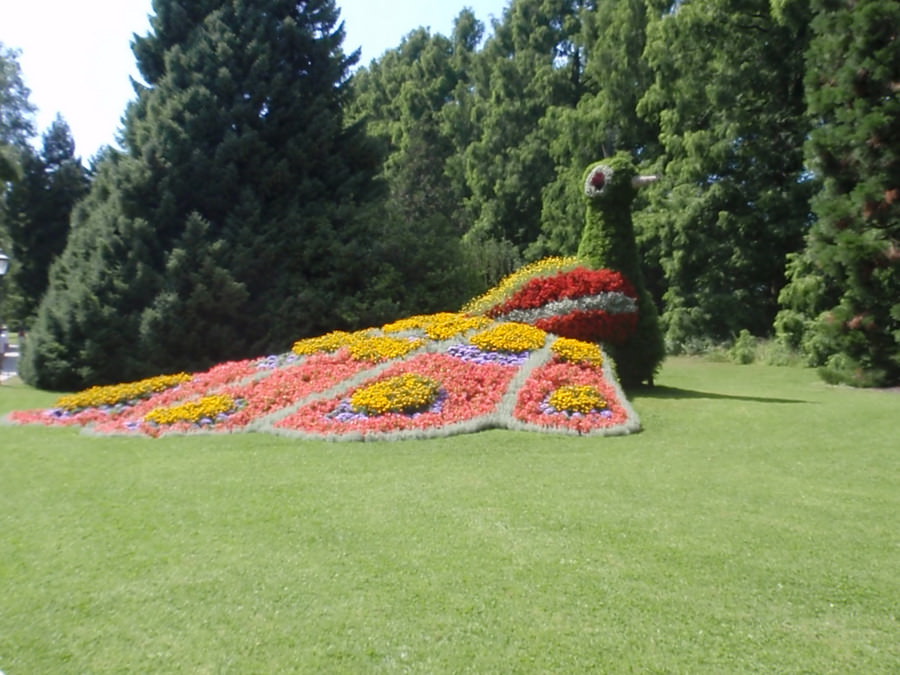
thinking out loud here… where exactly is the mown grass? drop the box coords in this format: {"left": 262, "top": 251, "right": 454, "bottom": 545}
{"left": 0, "top": 358, "right": 897, "bottom": 673}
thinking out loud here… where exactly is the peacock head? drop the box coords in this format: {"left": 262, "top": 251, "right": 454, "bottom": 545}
{"left": 583, "top": 153, "right": 657, "bottom": 207}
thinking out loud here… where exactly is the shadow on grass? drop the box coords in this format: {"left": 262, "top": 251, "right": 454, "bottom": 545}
{"left": 628, "top": 385, "right": 810, "bottom": 405}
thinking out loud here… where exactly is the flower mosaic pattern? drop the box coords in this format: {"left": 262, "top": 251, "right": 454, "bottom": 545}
{"left": 479, "top": 267, "right": 639, "bottom": 344}
{"left": 6, "top": 260, "right": 642, "bottom": 440}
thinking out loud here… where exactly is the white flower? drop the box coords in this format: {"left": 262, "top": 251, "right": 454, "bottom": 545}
{"left": 584, "top": 164, "right": 613, "bottom": 198}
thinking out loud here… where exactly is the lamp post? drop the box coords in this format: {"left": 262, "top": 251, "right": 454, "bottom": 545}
{"left": 0, "top": 248, "right": 9, "bottom": 384}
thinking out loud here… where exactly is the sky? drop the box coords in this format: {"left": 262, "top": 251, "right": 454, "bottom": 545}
{"left": 0, "top": 0, "right": 509, "bottom": 160}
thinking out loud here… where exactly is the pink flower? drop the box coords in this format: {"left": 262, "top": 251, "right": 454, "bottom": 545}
{"left": 274, "top": 352, "right": 518, "bottom": 438}
{"left": 513, "top": 359, "right": 631, "bottom": 434}
{"left": 93, "top": 350, "right": 376, "bottom": 436}
{"left": 7, "top": 323, "right": 640, "bottom": 439}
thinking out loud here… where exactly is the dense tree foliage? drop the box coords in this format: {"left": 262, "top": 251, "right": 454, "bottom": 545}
{"left": 462, "top": 0, "right": 585, "bottom": 258}
{"left": 0, "top": 44, "right": 38, "bottom": 327}
{"left": 353, "top": 0, "right": 819, "bottom": 360}
{"left": 534, "top": 0, "right": 660, "bottom": 259}
{"left": 776, "top": 0, "right": 900, "bottom": 386}
{"left": 20, "top": 151, "right": 164, "bottom": 388}
{"left": 3, "top": 118, "right": 89, "bottom": 325}
{"left": 0, "top": 44, "right": 35, "bottom": 166}
{"left": 636, "top": 0, "right": 814, "bottom": 351}
{"left": 22, "top": 0, "right": 389, "bottom": 388}
{"left": 10, "top": 0, "right": 898, "bottom": 389}
{"left": 349, "top": 14, "right": 483, "bottom": 312}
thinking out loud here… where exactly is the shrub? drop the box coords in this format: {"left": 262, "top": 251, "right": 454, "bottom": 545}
{"left": 728, "top": 330, "right": 758, "bottom": 365}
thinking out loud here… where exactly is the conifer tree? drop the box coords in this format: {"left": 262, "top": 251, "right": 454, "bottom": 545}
{"left": 637, "top": 0, "right": 813, "bottom": 350}
{"left": 776, "top": 0, "right": 900, "bottom": 386}
{"left": 349, "top": 15, "right": 483, "bottom": 314}
{"left": 534, "top": 0, "right": 659, "bottom": 260}
{"left": 462, "top": 0, "right": 585, "bottom": 257}
{"left": 139, "top": 212, "right": 249, "bottom": 374}
{"left": 19, "top": 153, "right": 162, "bottom": 389}
{"left": 0, "top": 43, "right": 34, "bottom": 155}
{"left": 0, "top": 44, "right": 37, "bottom": 324}
{"left": 4, "top": 117, "right": 89, "bottom": 324}
{"left": 23, "top": 0, "right": 384, "bottom": 389}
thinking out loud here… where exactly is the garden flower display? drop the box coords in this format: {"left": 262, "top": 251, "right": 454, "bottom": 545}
{"left": 6, "top": 258, "right": 642, "bottom": 440}
{"left": 55, "top": 373, "right": 193, "bottom": 412}
{"left": 144, "top": 394, "right": 241, "bottom": 427}
{"left": 349, "top": 374, "right": 441, "bottom": 416}
{"left": 470, "top": 266, "right": 640, "bottom": 344}
{"left": 462, "top": 257, "right": 581, "bottom": 315}
{"left": 9, "top": 358, "right": 260, "bottom": 429}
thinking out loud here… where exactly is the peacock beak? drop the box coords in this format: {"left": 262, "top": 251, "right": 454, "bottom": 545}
{"left": 631, "top": 175, "right": 659, "bottom": 189}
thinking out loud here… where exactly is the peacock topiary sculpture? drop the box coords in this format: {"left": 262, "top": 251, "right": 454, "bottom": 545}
{"left": 578, "top": 152, "right": 666, "bottom": 386}
{"left": 6, "top": 155, "right": 667, "bottom": 440}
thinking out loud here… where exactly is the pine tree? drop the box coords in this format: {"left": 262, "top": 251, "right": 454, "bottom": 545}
{"left": 0, "top": 44, "right": 37, "bottom": 326}
{"left": 776, "top": 0, "right": 900, "bottom": 386}
{"left": 139, "top": 212, "right": 250, "bottom": 374}
{"left": 462, "top": 0, "right": 585, "bottom": 259}
{"left": 637, "top": 0, "right": 813, "bottom": 350}
{"left": 19, "top": 153, "right": 162, "bottom": 389}
{"left": 0, "top": 44, "right": 35, "bottom": 152}
{"left": 533, "top": 0, "right": 659, "bottom": 260}
{"left": 348, "top": 15, "right": 483, "bottom": 314}
{"left": 4, "top": 117, "right": 89, "bottom": 324}
{"left": 23, "top": 0, "right": 384, "bottom": 389}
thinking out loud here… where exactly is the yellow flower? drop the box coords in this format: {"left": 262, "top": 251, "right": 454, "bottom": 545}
{"left": 382, "top": 313, "right": 492, "bottom": 340}
{"left": 56, "top": 373, "right": 192, "bottom": 412}
{"left": 423, "top": 313, "right": 492, "bottom": 340}
{"left": 292, "top": 331, "right": 360, "bottom": 356}
{"left": 351, "top": 374, "right": 440, "bottom": 416}
{"left": 548, "top": 385, "right": 607, "bottom": 414}
{"left": 552, "top": 338, "right": 604, "bottom": 367}
{"left": 145, "top": 394, "right": 237, "bottom": 426}
{"left": 461, "top": 256, "right": 581, "bottom": 315}
{"left": 349, "top": 336, "right": 424, "bottom": 363}
{"left": 381, "top": 315, "right": 433, "bottom": 333}
{"left": 470, "top": 323, "right": 546, "bottom": 353}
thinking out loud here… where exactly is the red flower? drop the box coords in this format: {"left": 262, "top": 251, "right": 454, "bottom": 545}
{"left": 513, "top": 360, "right": 631, "bottom": 434}
{"left": 274, "top": 352, "right": 518, "bottom": 438}
{"left": 489, "top": 268, "right": 637, "bottom": 316}
{"left": 536, "top": 311, "right": 638, "bottom": 344}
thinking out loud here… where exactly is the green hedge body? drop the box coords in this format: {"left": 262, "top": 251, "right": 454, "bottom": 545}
{"left": 578, "top": 153, "right": 665, "bottom": 386}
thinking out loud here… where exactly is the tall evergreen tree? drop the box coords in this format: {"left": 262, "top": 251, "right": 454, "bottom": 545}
{"left": 462, "top": 0, "right": 585, "bottom": 261}
{"left": 0, "top": 44, "right": 35, "bottom": 156}
{"left": 349, "top": 15, "right": 484, "bottom": 313}
{"left": 0, "top": 44, "right": 37, "bottom": 325}
{"left": 23, "top": 0, "right": 385, "bottom": 389}
{"left": 4, "top": 117, "right": 89, "bottom": 324}
{"left": 139, "top": 212, "right": 249, "bottom": 373}
{"left": 20, "top": 151, "right": 163, "bottom": 389}
{"left": 776, "top": 0, "right": 900, "bottom": 386}
{"left": 533, "top": 0, "right": 660, "bottom": 259}
{"left": 636, "top": 0, "right": 814, "bottom": 351}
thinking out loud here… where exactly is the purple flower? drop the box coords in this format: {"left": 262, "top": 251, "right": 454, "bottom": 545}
{"left": 447, "top": 344, "right": 528, "bottom": 366}
{"left": 327, "top": 399, "right": 366, "bottom": 423}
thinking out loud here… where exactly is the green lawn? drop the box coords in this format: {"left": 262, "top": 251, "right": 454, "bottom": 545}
{"left": 1, "top": 357, "right": 897, "bottom": 673}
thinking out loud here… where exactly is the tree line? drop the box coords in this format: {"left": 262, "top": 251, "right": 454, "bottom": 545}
{"left": 1, "top": 0, "right": 897, "bottom": 390}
